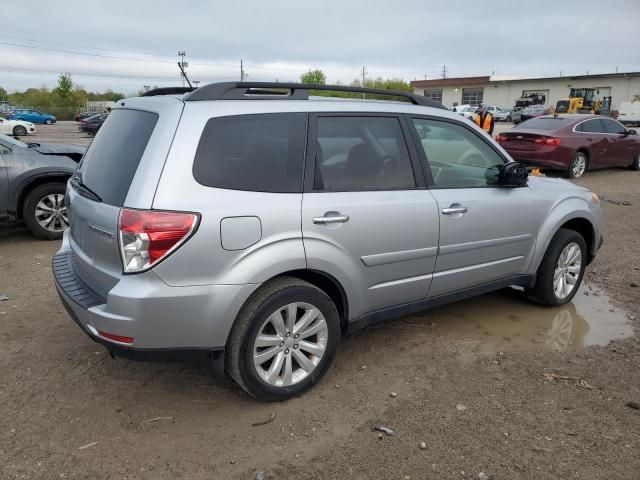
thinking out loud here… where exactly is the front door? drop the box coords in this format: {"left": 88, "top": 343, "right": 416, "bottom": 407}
{"left": 601, "top": 118, "right": 637, "bottom": 167}
{"left": 302, "top": 114, "right": 440, "bottom": 318}
{"left": 408, "top": 116, "right": 540, "bottom": 297}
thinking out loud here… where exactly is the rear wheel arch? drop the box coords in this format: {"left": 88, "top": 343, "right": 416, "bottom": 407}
{"left": 268, "top": 269, "right": 349, "bottom": 332}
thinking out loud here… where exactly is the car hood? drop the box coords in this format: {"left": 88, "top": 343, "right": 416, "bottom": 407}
{"left": 30, "top": 143, "right": 86, "bottom": 161}
{"left": 528, "top": 174, "right": 590, "bottom": 193}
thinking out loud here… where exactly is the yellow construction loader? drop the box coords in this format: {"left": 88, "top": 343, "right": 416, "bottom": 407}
{"left": 555, "top": 88, "right": 611, "bottom": 115}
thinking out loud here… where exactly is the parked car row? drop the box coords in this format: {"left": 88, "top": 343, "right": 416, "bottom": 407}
{"left": 77, "top": 113, "right": 109, "bottom": 135}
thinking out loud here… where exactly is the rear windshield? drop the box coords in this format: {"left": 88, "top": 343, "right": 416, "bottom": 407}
{"left": 78, "top": 109, "right": 158, "bottom": 206}
{"left": 518, "top": 117, "right": 571, "bottom": 130}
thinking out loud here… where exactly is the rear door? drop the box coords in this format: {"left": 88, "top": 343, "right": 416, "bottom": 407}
{"left": 0, "top": 118, "right": 9, "bottom": 134}
{"left": 408, "top": 116, "right": 539, "bottom": 297}
{"left": 302, "top": 114, "right": 439, "bottom": 317}
{"left": 601, "top": 118, "right": 636, "bottom": 166}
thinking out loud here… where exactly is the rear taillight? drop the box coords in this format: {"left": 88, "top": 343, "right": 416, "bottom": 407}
{"left": 118, "top": 208, "right": 199, "bottom": 273}
{"left": 495, "top": 134, "right": 507, "bottom": 142}
{"left": 534, "top": 137, "right": 561, "bottom": 146}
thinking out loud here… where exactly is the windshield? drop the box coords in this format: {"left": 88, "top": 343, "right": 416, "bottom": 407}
{"left": 0, "top": 132, "right": 27, "bottom": 148}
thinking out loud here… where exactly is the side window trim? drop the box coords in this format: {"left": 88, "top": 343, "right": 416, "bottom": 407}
{"left": 303, "top": 112, "right": 425, "bottom": 193}
{"left": 405, "top": 114, "right": 509, "bottom": 189}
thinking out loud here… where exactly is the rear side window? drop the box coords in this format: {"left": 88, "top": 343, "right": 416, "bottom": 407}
{"left": 78, "top": 109, "right": 158, "bottom": 206}
{"left": 193, "top": 113, "right": 306, "bottom": 193}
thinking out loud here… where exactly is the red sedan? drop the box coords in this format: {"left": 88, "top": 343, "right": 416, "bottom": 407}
{"left": 496, "top": 114, "right": 640, "bottom": 178}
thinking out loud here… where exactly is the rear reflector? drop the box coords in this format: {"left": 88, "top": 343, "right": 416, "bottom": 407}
{"left": 118, "top": 208, "right": 199, "bottom": 273}
{"left": 98, "top": 330, "right": 134, "bottom": 344}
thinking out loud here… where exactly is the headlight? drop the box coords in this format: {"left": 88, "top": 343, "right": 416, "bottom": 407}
{"left": 590, "top": 192, "right": 600, "bottom": 205}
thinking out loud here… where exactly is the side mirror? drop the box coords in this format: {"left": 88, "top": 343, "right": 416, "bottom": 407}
{"left": 628, "top": 129, "right": 637, "bottom": 135}
{"left": 498, "top": 161, "right": 528, "bottom": 187}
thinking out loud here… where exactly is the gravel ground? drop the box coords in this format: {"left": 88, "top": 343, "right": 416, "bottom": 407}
{"left": 1, "top": 123, "right": 639, "bottom": 480}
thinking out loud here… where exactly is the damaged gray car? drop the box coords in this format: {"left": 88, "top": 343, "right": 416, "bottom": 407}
{"left": 0, "top": 133, "right": 85, "bottom": 239}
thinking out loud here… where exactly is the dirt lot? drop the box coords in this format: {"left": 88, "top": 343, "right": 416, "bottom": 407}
{"left": 1, "top": 122, "right": 640, "bottom": 480}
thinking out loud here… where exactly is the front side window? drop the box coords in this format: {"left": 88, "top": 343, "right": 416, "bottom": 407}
{"left": 412, "top": 118, "right": 504, "bottom": 188}
{"left": 601, "top": 119, "right": 627, "bottom": 135}
{"left": 314, "top": 116, "right": 415, "bottom": 191}
{"left": 193, "top": 113, "right": 306, "bottom": 193}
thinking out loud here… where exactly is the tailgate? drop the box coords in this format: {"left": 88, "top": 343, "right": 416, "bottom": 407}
{"left": 67, "top": 104, "right": 180, "bottom": 298}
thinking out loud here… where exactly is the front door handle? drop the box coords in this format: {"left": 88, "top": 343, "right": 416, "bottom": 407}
{"left": 313, "top": 214, "right": 350, "bottom": 225}
{"left": 442, "top": 206, "right": 468, "bottom": 215}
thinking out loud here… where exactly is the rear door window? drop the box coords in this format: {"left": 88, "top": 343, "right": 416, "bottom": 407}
{"left": 576, "top": 119, "right": 605, "bottom": 133}
{"left": 312, "top": 116, "right": 416, "bottom": 191}
{"left": 78, "top": 109, "right": 158, "bottom": 206}
{"left": 193, "top": 113, "right": 306, "bottom": 193}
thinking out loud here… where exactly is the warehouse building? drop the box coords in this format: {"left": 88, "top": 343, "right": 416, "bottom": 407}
{"left": 410, "top": 71, "right": 640, "bottom": 110}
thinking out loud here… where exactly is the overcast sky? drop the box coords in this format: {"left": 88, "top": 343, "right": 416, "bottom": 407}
{"left": 1, "top": 0, "right": 639, "bottom": 94}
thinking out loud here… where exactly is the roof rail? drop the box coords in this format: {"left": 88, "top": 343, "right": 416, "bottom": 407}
{"left": 141, "top": 87, "right": 196, "bottom": 97}
{"left": 183, "top": 82, "right": 446, "bottom": 109}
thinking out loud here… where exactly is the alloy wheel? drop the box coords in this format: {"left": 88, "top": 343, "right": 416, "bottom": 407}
{"left": 572, "top": 155, "right": 587, "bottom": 177}
{"left": 35, "top": 194, "right": 68, "bottom": 232}
{"left": 553, "top": 242, "right": 582, "bottom": 299}
{"left": 253, "top": 302, "right": 328, "bottom": 387}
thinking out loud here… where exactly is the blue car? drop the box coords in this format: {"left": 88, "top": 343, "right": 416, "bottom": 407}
{"left": 9, "top": 109, "right": 57, "bottom": 124}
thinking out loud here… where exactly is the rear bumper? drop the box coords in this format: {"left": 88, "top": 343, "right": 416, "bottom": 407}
{"left": 52, "top": 238, "right": 257, "bottom": 359}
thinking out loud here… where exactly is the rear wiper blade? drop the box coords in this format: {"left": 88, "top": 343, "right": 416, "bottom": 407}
{"left": 71, "top": 175, "right": 102, "bottom": 202}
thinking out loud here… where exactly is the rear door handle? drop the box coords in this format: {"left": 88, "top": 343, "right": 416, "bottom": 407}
{"left": 442, "top": 206, "right": 468, "bottom": 215}
{"left": 313, "top": 214, "right": 350, "bottom": 224}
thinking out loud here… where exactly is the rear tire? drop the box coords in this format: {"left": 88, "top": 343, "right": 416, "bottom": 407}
{"left": 13, "top": 125, "right": 27, "bottom": 136}
{"left": 630, "top": 151, "right": 640, "bottom": 171}
{"left": 22, "top": 183, "right": 69, "bottom": 240}
{"left": 527, "top": 228, "right": 587, "bottom": 306}
{"left": 568, "top": 151, "right": 588, "bottom": 178}
{"left": 226, "top": 277, "right": 340, "bottom": 401}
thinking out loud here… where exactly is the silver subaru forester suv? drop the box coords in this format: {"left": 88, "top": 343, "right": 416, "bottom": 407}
{"left": 53, "top": 82, "right": 602, "bottom": 401}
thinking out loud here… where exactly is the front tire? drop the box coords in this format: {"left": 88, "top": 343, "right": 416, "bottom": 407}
{"left": 22, "top": 183, "right": 69, "bottom": 240}
{"left": 45, "top": 119, "right": 52, "bottom": 125}
{"left": 13, "top": 125, "right": 27, "bottom": 136}
{"left": 568, "top": 151, "right": 588, "bottom": 178}
{"left": 226, "top": 277, "right": 340, "bottom": 401}
{"left": 630, "top": 151, "right": 640, "bottom": 171}
{"left": 527, "top": 228, "right": 587, "bottom": 306}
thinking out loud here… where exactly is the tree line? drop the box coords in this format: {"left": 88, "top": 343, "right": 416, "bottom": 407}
{"left": 0, "top": 74, "right": 126, "bottom": 120}
{"left": 0, "top": 69, "right": 415, "bottom": 121}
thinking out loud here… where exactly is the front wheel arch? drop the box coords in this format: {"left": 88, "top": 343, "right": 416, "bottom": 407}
{"left": 15, "top": 174, "right": 71, "bottom": 220}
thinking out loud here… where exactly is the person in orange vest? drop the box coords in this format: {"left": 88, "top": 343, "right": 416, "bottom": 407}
{"left": 474, "top": 104, "right": 495, "bottom": 135}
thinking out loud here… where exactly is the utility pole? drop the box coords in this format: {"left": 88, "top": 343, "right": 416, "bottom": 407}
{"left": 178, "top": 51, "right": 188, "bottom": 87}
{"left": 441, "top": 65, "right": 447, "bottom": 79}
{"left": 193, "top": 80, "right": 200, "bottom": 88}
{"left": 361, "top": 65, "right": 367, "bottom": 99}
{"left": 616, "top": 66, "right": 619, "bottom": 73}
{"left": 240, "top": 59, "right": 248, "bottom": 82}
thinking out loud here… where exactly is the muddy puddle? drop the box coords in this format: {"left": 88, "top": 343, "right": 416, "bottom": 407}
{"left": 401, "top": 283, "right": 633, "bottom": 354}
